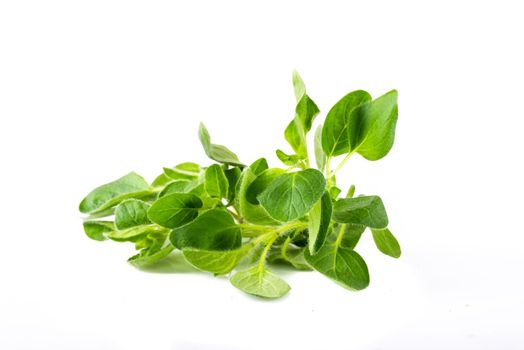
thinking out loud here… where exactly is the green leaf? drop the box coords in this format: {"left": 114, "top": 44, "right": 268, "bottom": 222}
{"left": 333, "top": 196, "right": 388, "bottom": 229}
{"left": 224, "top": 167, "right": 242, "bottom": 202}
{"left": 151, "top": 173, "right": 173, "bottom": 188}
{"left": 348, "top": 90, "right": 398, "bottom": 160}
{"left": 163, "top": 162, "right": 201, "bottom": 180}
{"left": 83, "top": 221, "right": 114, "bottom": 241}
{"left": 246, "top": 168, "right": 285, "bottom": 205}
{"left": 249, "top": 158, "right": 269, "bottom": 176}
{"left": 304, "top": 242, "right": 369, "bottom": 290}
{"left": 284, "top": 71, "right": 320, "bottom": 158}
{"left": 276, "top": 149, "right": 302, "bottom": 167}
{"left": 314, "top": 124, "right": 326, "bottom": 171}
{"left": 371, "top": 228, "right": 401, "bottom": 258}
{"left": 159, "top": 180, "right": 197, "bottom": 197}
{"left": 230, "top": 265, "right": 290, "bottom": 299}
{"left": 148, "top": 193, "right": 203, "bottom": 228}
{"left": 204, "top": 164, "right": 229, "bottom": 199}
{"left": 322, "top": 90, "right": 372, "bottom": 157}
{"left": 258, "top": 169, "right": 326, "bottom": 222}
{"left": 114, "top": 199, "right": 151, "bottom": 230}
{"left": 170, "top": 209, "right": 242, "bottom": 251}
{"left": 128, "top": 245, "right": 174, "bottom": 268}
{"left": 307, "top": 192, "right": 333, "bottom": 254}
{"left": 107, "top": 224, "right": 166, "bottom": 242}
{"left": 183, "top": 244, "right": 253, "bottom": 275}
{"left": 79, "top": 172, "right": 152, "bottom": 214}
{"left": 199, "top": 123, "right": 244, "bottom": 166}
{"left": 329, "top": 186, "right": 342, "bottom": 200}
{"left": 235, "top": 168, "right": 280, "bottom": 225}
{"left": 339, "top": 224, "right": 366, "bottom": 249}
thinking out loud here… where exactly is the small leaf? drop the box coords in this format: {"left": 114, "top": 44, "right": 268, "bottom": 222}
{"left": 314, "top": 124, "right": 326, "bottom": 171}
{"left": 151, "top": 173, "right": 173, "bottom": 188}
{"left": 235, "top": 168, "right": 280, "bottom": 226}
{"left": 128, "top": 245, "right": 175, "bottom": 268}
{"left": 199, "top": 123, "right": 244, "bottom": 166}
{"left": 79, "top": 172, "right": 152, "bottom": 214}
{"left": 83, "top": 221, "right": 114, "bottom": 241}
{"left": 159, "top": 180, "right": 197, "bottom": 197}
{"left": 249, "top": 158, "right": 269, "bottom": 176}
{"left": 204, "top": 164, "right": 229, "bottom": 199}
{"left": 148, "top": 193, "right": 203, "bottom": 228}
{"left": 107, "top": 224, "right": 166, "bottom": 242}
{"left": 230, "top": 266, "right": 291, "bottom": 299}
{"left": 170, "top": 209, "right": 242, "bottom": 251}
{"left": 333, "top": 196, "right": 388, "bottom": 229}
{"left": 163, "top": 162, "right": 201, "bottom": 180}
{"left": 114, "top": 199, "right": 151, "bottom": 230}
{"left": 304, "top": 242, "right": 369, "bottom": 290}
{"left": 348, "top": 90, "right": 398, "bottom": 160}
{"left": 307, "top": 192, "right": 332, "bottom": 254}
{"left": 224, "top": 167, "right": 242, "bottom": 202}
{"left": 371, "top": 228, "right": 401, "bottom": 258}
{"left": 276, "top": 149, "right": 302, "bottom": 167}
{"left": 183, "top": 244, "right": 253, "bottom": 275}
{"left": 322, "top": 90, "right": 372, "bottom": 157}
{"left": 258, "top": 169, "right": 326, "bottom": 222}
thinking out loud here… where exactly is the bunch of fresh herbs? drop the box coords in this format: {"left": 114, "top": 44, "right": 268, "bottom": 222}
{"left": 80, "top": 72, "right": 401, "bottom": 299}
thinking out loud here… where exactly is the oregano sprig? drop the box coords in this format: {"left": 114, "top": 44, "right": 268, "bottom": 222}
{"left": 79, "top": 71, "right": 401, "bottom": 299}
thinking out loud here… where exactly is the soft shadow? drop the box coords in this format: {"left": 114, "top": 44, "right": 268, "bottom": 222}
{"left": 136, "top": 253, "right": 199, "bottom": 274}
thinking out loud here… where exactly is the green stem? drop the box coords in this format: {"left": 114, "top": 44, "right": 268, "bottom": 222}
{"left": 331, "top": 151, "right": 354, "bottom": 177}
{"left": 258, "top": 234, "right": 279, "bottom": 271}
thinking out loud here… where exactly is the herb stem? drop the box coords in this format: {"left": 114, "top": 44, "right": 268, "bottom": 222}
{"left": 331, "top": 151, "right": 354, "bottom": 177}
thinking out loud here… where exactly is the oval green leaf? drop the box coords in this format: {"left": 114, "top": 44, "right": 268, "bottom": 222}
{"left": 204, "top": 164, "right": 229, "bottom": 199}
{"left": 114, "top": 199, "right": 151, "bottom": 230}
{"left": 230, "top": 266, "right": 291, "bottom": 299}
{"left": 332, "top": 195, "right": 388, "bottom": 229}
{"left": 148, "top": 193, "right": 203, "bottom": 229}
{"left": 371, "top": 228, "right": 401, "bottom": 258}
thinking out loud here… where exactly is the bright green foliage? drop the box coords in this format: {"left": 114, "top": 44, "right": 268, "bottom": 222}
{"left": 79, "top": 71, "right": 401, "bottom": 299}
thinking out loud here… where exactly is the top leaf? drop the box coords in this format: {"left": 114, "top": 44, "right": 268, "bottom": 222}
{"left": 322, "top": 90, "right": 372, "bottom": 157}
{"left": 199, "top": 123, "right": 244, "bottom": 166}
{"left": 348, "top": 90, "right": 398, "bottom": 160}
{"left": 332, "top": 196, "right": 388, "bottom": 229}
{"left": 79, "top": 172, "right": 152, "bottom": 214}
{"left": 258, "top": 169, "right": 326, "bottom": 222}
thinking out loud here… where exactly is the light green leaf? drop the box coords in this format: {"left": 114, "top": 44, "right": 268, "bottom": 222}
{"left": 308, "top": 192, "right": 333, "bottom": 254}
{"left": 276, "top": 149, "right": 302, "bottom": 167}
{"left": 128, "top": 245, "right": 175, "bottom": 268}
{"left": 151, "top": 173, "right": 173, "bottom": 188}
{"left": 258, "top": 169, "right": 326, "bottom": 222}
{"left": 348, "top": 90, "right": 398, "bottom": 160}
{"left": 329, "top": 186, "right": 342, "bottom": 200}
{"left": 230, "top": 265, "right": 291, "bottom": 299}
{"left": 371, "top": 228, "right": 401, "bottom": 258}
{"left": 235, "top": 168, "right": 280, "bottom": 225}
{"left": 304, "top": 242, "right": 369, "bottom": 290}
{"left": 199, "top": 123, "right": 244, "bottom": 166}
{"left": 107, "top": 224, "right": 167, "bottom": 242}
{"left": 83, "top": 221, "right": 114, "bottom": 241}
{"left": 79, "top": 172, "right": 152, "bottom": 214}
{"left": 314, "top": 124, "right": 326, "bottom": 171}
{"left": 163, "top": 162, "right": 201, "bottom": 180}
{"left": 333, "top": 196, "right": 388, "bottom": 229}
{"left": 284, "top": 71, "right": 320, "bottom": 158}
{"left": 183, "top": 244, "right": 253, "bottom": 275}
{"left": 148, "top": 193, "right": 203, "bottom": 228}
{"left": 204, "top": 164, "right": 229, "bottom": 199}
{"left": 249, "top": 158, "right": 269, "bottom": 176}
{"left": 170, "top": 209, "right": 242, "bottom": 251}
{"left": 322, "top": 90, "right": 372, "bottom": 157}
{"left": 114, "top": 199, "right": 151, "bottom": 230}
{"left": 159, "top": 180, "right": 197, "bottom": 197}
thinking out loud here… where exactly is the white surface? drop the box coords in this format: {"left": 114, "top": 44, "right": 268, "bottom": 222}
{"left": 1, "top": 1, "right": 523, "bottom": 349}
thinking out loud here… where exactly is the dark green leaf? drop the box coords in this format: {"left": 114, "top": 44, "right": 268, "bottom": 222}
{"left": 246, "top": 168, "right": 285, "bottom": 205}
{"left": 224, "top": 167, "right": 242, "bottom": 202}
{"left": 170, "top": 209, "right": 242, "bottom": 251}
{"left": 258, "top": 169, "right": 326, "bottom": 222}
{"left": 307, "top": 192, "right": 332, "bottom": 254}
{"left": 79, "top": 172, "right": 151, "bottom": 214}
{"left": 339, "top": 224, "right": 366, "bottom": 249}
{"left": 322, "top": 90, "right": 372, "bottom": 157}
{"left": 304, "top": 242, "right": 369, "bottom": 290}
{"left": 148, "top": 193, "right": 203, "bottom": 228}
{"left": 333, "top": 196, "right": 388, "bottom": 229}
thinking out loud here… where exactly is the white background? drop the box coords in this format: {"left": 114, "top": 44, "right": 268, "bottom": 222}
{"left": 1, "top": 1, "right": 523, "bottom": 349}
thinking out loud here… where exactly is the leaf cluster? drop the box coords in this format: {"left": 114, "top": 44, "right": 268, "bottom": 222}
{"left": 79, "top": 72, "right": 401, "bottom": 299}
